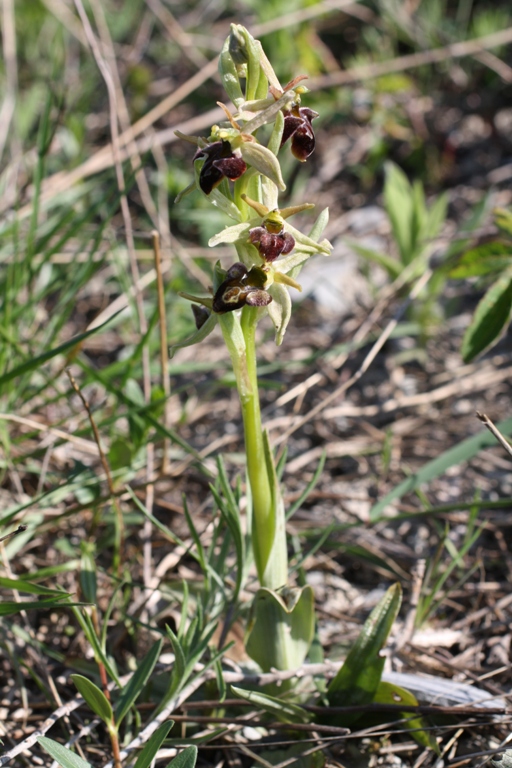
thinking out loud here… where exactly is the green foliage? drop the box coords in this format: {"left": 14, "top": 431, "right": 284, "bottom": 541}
{"left": 132, "top": 721, "right": 174, "bottom": 768}
{"left": 38, "top": 737, "right": 93, "bottom": 768}
{"left": 370, "top": 415, "right": 512, "bottom": 520}
{"left": 328, "top": 583, "right": 401, "bottom": 709}
{"left": 448, "top": 209, "right": 512, "bottom": 361}
{"left": 71, "top": 674, "right": 114, "bottom": 725}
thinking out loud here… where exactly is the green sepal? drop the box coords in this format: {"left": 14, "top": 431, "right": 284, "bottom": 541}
{"left": 284, "top": 219, "right": 332, "bottom": 254}
{"left": 169, "top": 313, "right": 218, "bottom": 359}
{"left": 219, "top": 35, "right": 245, "bottom": 108}
{"left": 268, "top": 282, "right": 292, "bottom": 346}
{"left": 308, "top": 206, "right": 330, "bottom": 241}
{"left": 267, "top": 109, "right": 285, "bottom": 156}
{"left": 239, "top": 141, "right": 286, "bottom": 191}
{"left": 327, "top": 583, "right": 402, "bottom": 708}
{"left": 245, "top": 584, "right": 315, "bottom": 672}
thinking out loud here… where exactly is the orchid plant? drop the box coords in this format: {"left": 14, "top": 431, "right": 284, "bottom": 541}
{"left": 172, "top": 24, "right": 332, "bottom": 674}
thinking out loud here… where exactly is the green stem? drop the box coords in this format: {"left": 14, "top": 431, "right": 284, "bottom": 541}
{"left": 240, "top": 307, "right": 273, "bottom": 568}
{"left": 219, "top": 307, "right": 288, "bottom": 588}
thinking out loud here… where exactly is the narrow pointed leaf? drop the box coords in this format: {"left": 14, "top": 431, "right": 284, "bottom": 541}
{"left": 0, "top": 577, "right": 68, "bottom": 595}
{"left": 115, "top": 639, "right": 163, "bottom": 725}
{"left": 0, "top": 595, "right": 73, "bottom": 616}
{"left": 133, "top": 720, "right": 174, "bottom": 768}
{"left": 328, "top": 583, "right": 401, "bottom": 707}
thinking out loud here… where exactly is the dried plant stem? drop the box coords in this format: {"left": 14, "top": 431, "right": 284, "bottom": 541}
{"left": 152, "top": 230, "right": 171, "bottom": 474}
{"left": 66, "top": 370, "right": 124, "bottom": 570}
{"left": 476, "top": 412, "right": 512, "bottom": 459}
{"left": 0, "top": 524, "right": 26, "bottom": 543}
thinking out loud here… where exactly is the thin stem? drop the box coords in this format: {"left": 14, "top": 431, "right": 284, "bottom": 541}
{"left": 240, "top": 307, "right": 273, "bottom": 580}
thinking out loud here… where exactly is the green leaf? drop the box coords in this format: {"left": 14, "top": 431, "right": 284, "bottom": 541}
{"left": 328, "top": 584, "right": 401, "bottom": 711}
{"left": 115, "top": 639, "right": 163, "bottom": 726}
{"left": 79, "top": 542, "right": 97, "bottom": 604}
{"left": 0, "top": 576, "right": 67, "bottom": 595}
{"left": 384, "top": 162, "right": 414, "bottom": 264}
{"left": 133, "top": 720, "right": 174, "bottom": 768}
{"left": 71, "top": 674, "right": 113, "bottom": 724}
{"left": 0, "top": 595, "right": 72, "bottom": 616}
{"left": 245, "top": 585, "right": 315, "bottom": 673}
{"left": 369, "top": 415, "right": 512, "bottom": 521}
{"left": 164, "top": 626, "right": 187, "bottom": 700}
{"left": 449, "top": 242, "right": 512, "bottom": 278}
{"left": 38, "top": 737, "right": 93, "bottom": 768}
{"left": 231, "top": 686, "right": 310, "bottom": 723}
{"left": 374, "top": 681, "right": 440, "bottom": 754}
{"left": 461, "top": 270, "right": 512, "bottom": 361}
{"left": 165, "top": 745, "right": 198, "bottom": 768}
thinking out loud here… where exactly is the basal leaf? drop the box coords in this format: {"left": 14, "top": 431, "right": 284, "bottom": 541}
{"left": 374, "top": 681, "right": 440, "bottom": 754}
{"left": 328, "top": 584, "right": 402, "bottom": 709}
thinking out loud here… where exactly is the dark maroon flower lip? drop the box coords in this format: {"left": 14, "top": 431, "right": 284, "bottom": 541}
{"left": 281, "top": 105, "right": 318, "bottom": 162}
{"left": 249, "top": 226, "right": 295, "bottom": 262}
{"left": 194, "top": 139, "right": 247, "bottom": 194}
{"left": 213, "top": 263, "right": 272, "bottom": 313}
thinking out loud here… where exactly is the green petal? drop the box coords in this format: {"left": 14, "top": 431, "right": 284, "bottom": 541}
{"left": 267, "top": 282, "right": 292, "bottom": 345}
